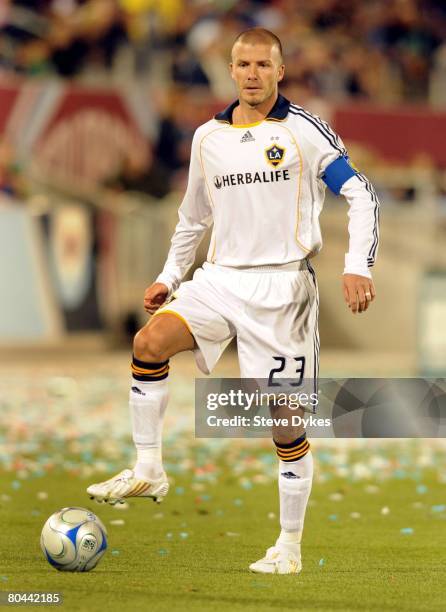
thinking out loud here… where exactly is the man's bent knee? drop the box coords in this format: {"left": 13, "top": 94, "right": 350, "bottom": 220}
{"left": 133, "top": 326, "right": 168, "bottom": 362}
{"left": 133, "top": 313, "right": 195, "bottom": 362}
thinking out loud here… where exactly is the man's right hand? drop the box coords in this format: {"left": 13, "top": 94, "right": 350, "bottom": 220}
{"left": 144, "top": 282, "right": 169, "bottom": 314}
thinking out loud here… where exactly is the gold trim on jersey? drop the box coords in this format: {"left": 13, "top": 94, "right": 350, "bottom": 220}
{"left": 214, "top": 117, "right": 288, "bottom": 126}
{"left": 209, "top": 228, "right": 217, "bottom": 263}
{"left": 275, "top": 124, "right": 311, "bottom": 254}
{"left": 231, "top": 119, "right": 264, "bottom": 128}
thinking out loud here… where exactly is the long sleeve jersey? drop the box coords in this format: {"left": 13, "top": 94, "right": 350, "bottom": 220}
{"left": 157, "top": 94, "right": 380, "bottom": 293}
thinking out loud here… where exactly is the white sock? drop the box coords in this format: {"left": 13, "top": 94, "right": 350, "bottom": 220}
{"left": 277, "top": 451, "right": 313, "bottom": 554}
{"left": 129, "top": 377, "right": 168, "bottom": 481}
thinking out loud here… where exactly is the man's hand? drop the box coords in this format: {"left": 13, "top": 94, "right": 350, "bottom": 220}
{"left": 343, "top": 274, "right": 376, "bottom": 314}
{"left": 144, "top": 282, "right": 169, "bottom": 314}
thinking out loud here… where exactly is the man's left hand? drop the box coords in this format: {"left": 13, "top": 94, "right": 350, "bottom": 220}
{"left": 343, "top": 274, "right": 376, "bottom": 314}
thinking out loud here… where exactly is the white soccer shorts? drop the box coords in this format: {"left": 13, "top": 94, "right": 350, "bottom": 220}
{"left": 154, "top": 260, "right": 319, "bottom": 382}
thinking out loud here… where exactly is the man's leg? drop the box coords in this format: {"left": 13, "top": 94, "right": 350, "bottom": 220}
{"left": 234, "top": 264, "right": 318, "bottom": 574}
{"left": 273, "top": 414, "right": 313, "bottom": 564}
{"left": 87, "top": 314, "right": 194, "bottom": 504}
{"left": 249, "top": 408, "right": 313, "bottom": 574}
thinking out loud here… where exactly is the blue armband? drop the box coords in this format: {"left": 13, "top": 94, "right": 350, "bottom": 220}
{"left": 322, "top": 156, "right": 357, "bottom": 196}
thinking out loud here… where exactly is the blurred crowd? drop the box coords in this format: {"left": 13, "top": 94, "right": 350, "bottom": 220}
{"left": 1, "top": 0, "right": 446, "bottom": 207}
{"left": 1, "top": 0, "right": 446, "bottom": 106}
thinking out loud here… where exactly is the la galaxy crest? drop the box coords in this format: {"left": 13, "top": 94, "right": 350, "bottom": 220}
{"left": 265, "top": 143, "right": 285, "bottom": 167}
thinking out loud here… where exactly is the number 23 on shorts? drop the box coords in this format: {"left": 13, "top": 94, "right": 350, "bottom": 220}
{"left": 268, "top": 356, "right": 305, "bottom": 387}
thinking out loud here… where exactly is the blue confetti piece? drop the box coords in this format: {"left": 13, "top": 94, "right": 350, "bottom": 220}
{"left": 319, "top": 558, "right": 325, "bottom": 566}
{"left": 431, "top": 505, "right": 446, "bottom": 513}
{"left": 158, "top": 549, "right": 169, "bottom": 555}
{"left": 201, "top": 494, "right": 211, "bottom": 501}
{"left": 259, "top": 454, "right": 275, "bottom": 465}
{"left": 31, "top": 510, "right": 41, "bottom": 517}
{"left": 416, "top": 485, "right": 427, "bottom": 495}
{"left": 11, "top": 481, "right": 21, "bottom": 490}
{"left": 317, "top": 451, "right": 333, "bottom": 464}
{"left": 233, "top": 498, "right": 243, "bottom": 506}
{"left": 81, "top": 451, "right": 93, "bottom": 463}
{"left": 111, "top": 549, "right": 120, "bottom": 555}
{"left": 175, "top": 487, "right": 185, "bottom": 495}
{"left": 400, "top": 528, "right": 414, "bottom": 535}
{"left": 328, "top": 514, "right": 338, "bottom": 521}
{"left": 393, "top": 469, "right": 407, "bottom": 479}
{"left": 179, "top": 532, "right": 189, "bottom": 539}
{"left": 241, "top": 481, "right": 253, "bottom": 490}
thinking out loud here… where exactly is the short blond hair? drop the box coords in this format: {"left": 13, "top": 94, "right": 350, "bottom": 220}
{"left": 232, "top": 28, "right": 283, "bottom": 62}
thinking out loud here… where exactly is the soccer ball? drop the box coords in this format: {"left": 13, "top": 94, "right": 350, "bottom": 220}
{"left": 41, "top": 507, "right": 107, "bottom": 572}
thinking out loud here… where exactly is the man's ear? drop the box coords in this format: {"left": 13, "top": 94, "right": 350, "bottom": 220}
{"left": 278, "top": 64, "right": 285, "bottom": 82}
{"left": 229, "top": 62, "right": 235, "bottom": 80}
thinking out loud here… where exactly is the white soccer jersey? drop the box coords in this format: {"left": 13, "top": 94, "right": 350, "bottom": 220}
{"left": 157, "top": 95, "right": 379, "bottom": 293}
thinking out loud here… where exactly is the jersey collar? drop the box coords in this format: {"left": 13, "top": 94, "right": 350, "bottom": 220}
{"left": 214, "top": 93, "right": 290, "bottom": 124}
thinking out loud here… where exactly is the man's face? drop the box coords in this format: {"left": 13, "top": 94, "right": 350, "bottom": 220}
{"left": 230, "top": 41, "right": 285, "bottom": 107}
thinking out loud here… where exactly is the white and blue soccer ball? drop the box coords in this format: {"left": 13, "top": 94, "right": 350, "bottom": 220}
{"left": 41, "top": 507, "right": 107, "bottom": 572}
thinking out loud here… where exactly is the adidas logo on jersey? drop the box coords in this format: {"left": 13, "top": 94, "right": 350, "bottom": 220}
{"left": 240, "top": 130, "right": 255, "bottom": 143}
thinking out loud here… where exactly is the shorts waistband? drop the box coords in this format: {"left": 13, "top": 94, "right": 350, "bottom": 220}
{"left": 207, "top": 260, "right": 308, "bottom": 273}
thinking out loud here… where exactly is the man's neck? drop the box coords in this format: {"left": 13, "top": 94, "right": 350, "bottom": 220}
{"left": 232, "top": 93, "right": 278, "bottom": 125}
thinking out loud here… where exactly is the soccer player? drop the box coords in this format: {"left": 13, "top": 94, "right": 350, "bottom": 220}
{"left": 87, "top": 28, "right": 379, "bottom": 574}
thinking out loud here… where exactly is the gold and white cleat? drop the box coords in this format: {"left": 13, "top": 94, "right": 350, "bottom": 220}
{"left": 249, "top": 546, "right": 302, "bottom": 575}
{"left": 86, "top": 469, "right": 169, "bottom": 505}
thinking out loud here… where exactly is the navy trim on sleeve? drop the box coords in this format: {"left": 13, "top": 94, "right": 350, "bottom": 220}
{"left": 322, "top": 156, "right": 357, "bottom": 195}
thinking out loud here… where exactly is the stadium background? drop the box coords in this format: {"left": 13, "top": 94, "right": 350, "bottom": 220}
{"left": 1, "top": 1, "right": 446, "bottom": 610}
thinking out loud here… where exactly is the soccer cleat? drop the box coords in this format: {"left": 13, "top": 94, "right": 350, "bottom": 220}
{"left": 86, "top": 469, "right": 169, "bottom": 505}
{"left": 249, "top": 546, "right": 302, "bottom": 575}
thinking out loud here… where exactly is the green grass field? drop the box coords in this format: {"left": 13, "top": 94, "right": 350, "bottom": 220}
{"left": 1, "top": 446, "right": 446, "bottom": 612}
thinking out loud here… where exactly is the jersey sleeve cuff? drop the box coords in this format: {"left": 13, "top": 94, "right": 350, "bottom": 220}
{"left": 155, "top": 274, "right": 175, "bottom": 298}
{"left": 343, "top": 265, "right": 372, "bottom": 278}
{"left": 343, "top": 254, "right": 372, "bottom": 278}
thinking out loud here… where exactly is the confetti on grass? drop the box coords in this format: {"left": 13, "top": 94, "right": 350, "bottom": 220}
{"left": 400, "top": 528, "right": 414, "bottom": 535}
{"left": 329, "top": 492, "right": 344, "bottom": 502}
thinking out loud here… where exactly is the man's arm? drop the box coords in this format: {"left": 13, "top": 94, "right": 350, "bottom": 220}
{"left": 323, "top": 158, "right": 379, "bottom": 313}
{"left": 299, "top": 113, "right": 379, "bottom": 314}
{"left": 147, "top": 128, "right": 212, "bottom": 310}
{"left": 339, "top": 172, "right": 379, "bottom": 313}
